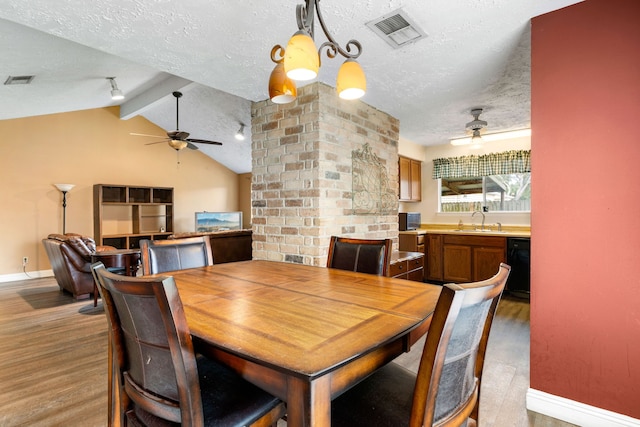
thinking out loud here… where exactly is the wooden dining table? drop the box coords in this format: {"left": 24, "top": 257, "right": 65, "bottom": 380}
{"left": 169, "top": 260, "right": 442, "bottom": 427}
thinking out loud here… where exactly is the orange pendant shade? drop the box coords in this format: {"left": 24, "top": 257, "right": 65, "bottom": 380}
{"left": 284, "top": 30, "right": 319, "bottom": 81}
{"left": 336, "top": 59, "right": 366, "bottom": 100}
{"left": 269, "top": 62, "right": 297, "bottom": 104}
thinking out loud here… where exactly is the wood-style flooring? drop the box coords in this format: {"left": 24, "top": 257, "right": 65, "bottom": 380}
{"left": 0, "top": 277, "right": 577, "bottom": 427}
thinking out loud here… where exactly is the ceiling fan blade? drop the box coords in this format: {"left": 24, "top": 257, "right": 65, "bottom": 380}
{"left": 168, "top": 130, "right": 190, "bottom": 140}
{"left": 186, "top": 142, "right": 199, "bottom": 150}
{"left": 186, "top": 138, "right": 223, "bottom": 146}
{"left": 145, "top": 140, "right": 168, "bottom": 146}
{"left": 131, "top": 132, "right": 166, "bottom": 138}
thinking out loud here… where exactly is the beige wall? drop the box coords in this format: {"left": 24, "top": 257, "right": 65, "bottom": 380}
{"left": 238, "top": 173, "right": 252, "bottom": 228}
{"left": 1, "top": 107, "right": 246, "bottom": 280}
{"left": 399, "top": 135, "right": 531, "bottom": 226}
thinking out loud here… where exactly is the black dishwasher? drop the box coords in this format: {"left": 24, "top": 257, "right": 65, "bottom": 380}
{"left": 506, "top": 238, "right": 530, "bottom": 299}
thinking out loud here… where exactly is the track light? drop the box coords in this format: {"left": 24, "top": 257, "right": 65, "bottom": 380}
{"left": 235, "top": 124, "right": 246, "bottom": 141}
{"left": 269, "top": 0, "right": 366, "bottom": 103}
{"left": 106, "top": 77, "right": 124, "bottom": 100}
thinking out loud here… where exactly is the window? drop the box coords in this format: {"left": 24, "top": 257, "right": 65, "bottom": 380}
{"left": 432, "top": 150, "right": 531, "bottom": 213}
{"left": 440, "top": 173, "right": 531, "bottom": 212}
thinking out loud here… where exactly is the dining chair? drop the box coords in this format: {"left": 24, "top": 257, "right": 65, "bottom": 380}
{"left": 331, "top": 263, "right": 511, "bottom": 427}
{"left": 91, "top": 262, "right": 286, "bottom": 427}
{"left": 326, "top": 236, "right": 393, "bottom": 276}
{"left": 139, "top": 236, "right": 213, "bottom": 275}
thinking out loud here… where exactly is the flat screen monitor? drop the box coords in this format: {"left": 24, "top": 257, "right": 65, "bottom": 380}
{"left": 195, "top": 211, "right": 243, "bottom": 232}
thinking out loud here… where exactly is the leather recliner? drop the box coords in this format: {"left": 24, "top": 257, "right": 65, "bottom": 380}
{"left": 42, "top": 233, "right": 115, "bottom": 300}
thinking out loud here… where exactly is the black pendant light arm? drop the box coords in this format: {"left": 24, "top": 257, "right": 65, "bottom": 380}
{"left": 271, "top": 0, "right": 363, "bottom": 66}
{"left": 312, "top": 1, "right": 362, "bottom": 61}
{"left": 271, "top": 45, "right": 285, "bottom": 64}
{"left": 300, "top": 0, "right": 362, "bottom": 64}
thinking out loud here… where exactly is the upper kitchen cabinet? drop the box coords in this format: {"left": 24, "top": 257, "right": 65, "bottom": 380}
{"left": 399, "top": 155, "right": 422, "bottom": 202}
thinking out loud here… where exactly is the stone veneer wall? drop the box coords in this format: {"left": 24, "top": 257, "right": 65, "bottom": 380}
{"left": 251, "top": 82, "right": 400, "bottom": 266}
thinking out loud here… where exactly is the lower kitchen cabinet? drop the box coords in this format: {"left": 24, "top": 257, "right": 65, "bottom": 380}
{"left": 473, "top": 246, "right": 506, "bottom": 282}
{"left": 427, "top": 234, "right": 506, "bottom": 283}
{"left": 426, "top": 234, "right": 444, "bottom": 281}
{"left": 390, "top": 251, "right": 424, "bottom": 282}
{"left": 399, "top": 231, "right": 425, "bottom": 253}
{"left": 443, "top": 244, "right": 472, "bottom": 282}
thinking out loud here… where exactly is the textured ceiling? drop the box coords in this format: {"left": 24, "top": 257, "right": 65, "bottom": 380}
{"left": 0, "top": 0, "right": 583, "bottom": 173}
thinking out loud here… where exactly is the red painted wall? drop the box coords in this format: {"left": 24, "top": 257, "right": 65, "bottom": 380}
{"left": 531, "top": 0, "right": 640, "bottom": 418}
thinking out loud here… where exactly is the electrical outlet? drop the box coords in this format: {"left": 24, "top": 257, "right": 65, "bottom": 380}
{"left": 22, "top": 256, "right": 28, "bottom": 266}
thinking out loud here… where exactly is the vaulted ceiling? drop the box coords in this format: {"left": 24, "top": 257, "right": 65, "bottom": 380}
{"left": 0, "top": 0, "right": 582, "bottom": 173}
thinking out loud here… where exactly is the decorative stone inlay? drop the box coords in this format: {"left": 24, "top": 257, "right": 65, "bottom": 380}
{"left": 352, "top": 143, "right": 396, "bottom": 215}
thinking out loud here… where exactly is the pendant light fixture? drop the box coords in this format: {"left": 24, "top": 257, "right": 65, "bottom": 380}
{"left": 268, "top": 0, "right": 366, "bottom": 104}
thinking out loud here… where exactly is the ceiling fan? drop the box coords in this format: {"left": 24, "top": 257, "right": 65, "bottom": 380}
{"left": 131, "top": 91, "right": 223, "bottom": 151}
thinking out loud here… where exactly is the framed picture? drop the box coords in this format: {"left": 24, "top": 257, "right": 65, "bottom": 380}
{"left": 195, "top": 211, "right": 243, "bottom": 232}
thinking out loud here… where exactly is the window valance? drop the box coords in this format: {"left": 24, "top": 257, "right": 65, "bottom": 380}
{"left": 432, "top": 150, "right": 531, "bottom": 179}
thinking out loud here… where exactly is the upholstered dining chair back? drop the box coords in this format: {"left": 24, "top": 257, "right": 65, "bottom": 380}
{"left": 139, "top": 236, "right": 213, "bottom": 275}
{"left": 91, "top": 262, "right": 285, "bottom": 427}
{"left": 331, "top": 263, "right": 511, "bottom": 427}
{"left": 326, "top": 236, "right": 392, "bottom": 276}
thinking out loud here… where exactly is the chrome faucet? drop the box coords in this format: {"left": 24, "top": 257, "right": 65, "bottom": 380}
{"left": 472, "top": 210, "right": 486, "bottom": 230}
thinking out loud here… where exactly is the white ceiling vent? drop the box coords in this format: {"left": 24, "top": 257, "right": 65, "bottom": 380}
{"left": 4, "top": 75, "right": 35, "bottom": 85}
{"left": 366, "top": 9, "right": 427, "bottom": 49}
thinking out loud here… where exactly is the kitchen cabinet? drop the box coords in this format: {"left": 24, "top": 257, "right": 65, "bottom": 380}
{"left": 399, "top": 155, "right": 422, "bottom": 202}
{"left": 427, "top": 233, "right": 506, "bottom": 283}
{"left": 426, "top": 234, "right": 443, "bottom": 281}
{"left": 390, "top": 251, "right": 424, "bottom": 282}
{"left": 399, "top": 231, "right": 425, "bottom": 253}
{"left": 93, "top": 184, "right": 174, "bottom": 249}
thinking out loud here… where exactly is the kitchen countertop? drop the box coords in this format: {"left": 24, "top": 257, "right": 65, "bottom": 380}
{"left": 399, "top": 225, "right": 531, "bottom": 238}
{"left": 391, "top": 251, "right": 424, "bottom": 263}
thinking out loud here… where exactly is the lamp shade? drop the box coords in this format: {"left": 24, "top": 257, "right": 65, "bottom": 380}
{"left": 336, "top": 59, "right": 366, "bottom": 100}
{"left": 168, "top": 140, "right": 188, "bottom": 151}
{"left": 54, "top": 183, "right": 75, "bottom": 192}
{"left": 269, "top": 62, "right": 297, "bottom": 104}
{"left": 284, "top": 30, "right": 319, "bottom": 81}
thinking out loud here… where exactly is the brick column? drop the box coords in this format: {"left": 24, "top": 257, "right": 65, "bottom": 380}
{"left": 251, "top": 83, "right": 399, "bottom": 266}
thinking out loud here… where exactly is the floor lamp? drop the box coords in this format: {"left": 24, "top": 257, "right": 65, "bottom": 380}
{"left": 54, "top": 184, "right": 75, "bottom": 235}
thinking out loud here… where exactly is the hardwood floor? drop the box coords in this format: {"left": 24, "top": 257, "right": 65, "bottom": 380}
{"left": 0, "top": 277, "right": 576, "bottom": 426}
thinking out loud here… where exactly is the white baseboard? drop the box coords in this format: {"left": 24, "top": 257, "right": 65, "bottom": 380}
{"left": 527, "top": 388, "right": 640, "bottom": 427}
{"left": 0, "top": 269, "right": 53, "bottom": 284}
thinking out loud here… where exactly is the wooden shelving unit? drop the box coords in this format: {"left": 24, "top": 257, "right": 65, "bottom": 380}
{"left": 93, "top": 184, "right": 174, "bottom": 249}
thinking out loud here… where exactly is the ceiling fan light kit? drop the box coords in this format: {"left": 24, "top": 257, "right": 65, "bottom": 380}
{"left": 450, "top": 108, "right": 488, "bottom": 147}
{"left": 132, "top": 91, "right": 223, "bottom": 154}
{"left": 268, "top": 0, "right": 366, "bottom": 104}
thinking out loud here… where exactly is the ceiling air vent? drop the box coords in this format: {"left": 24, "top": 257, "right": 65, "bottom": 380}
{"left": 366, "top": 9, "right": 427, "bottom": 49}
{"left": 4, "top": 75, "right": 35, "bottom": 85}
